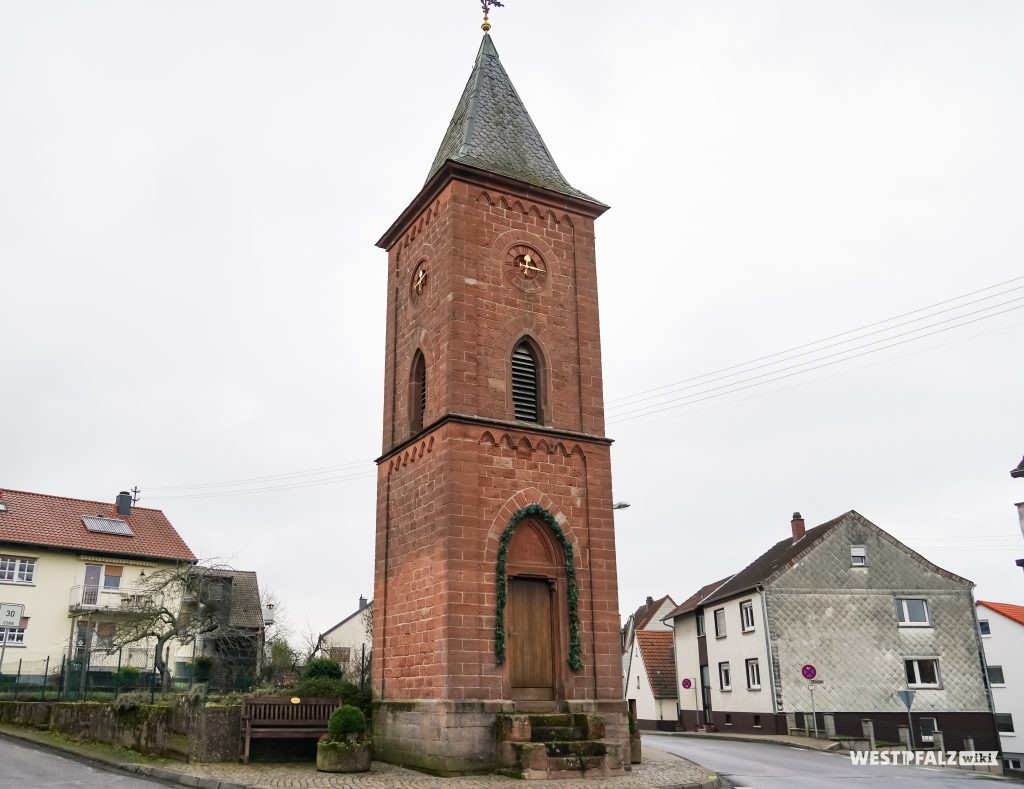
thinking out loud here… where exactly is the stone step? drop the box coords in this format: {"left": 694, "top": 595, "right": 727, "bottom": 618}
{"left": 543, "top": 740, "right": 607, "bottom": 758}
{"left": 524, "top": 713, "right": 573, "bottom": 729}
{"left": 530, "top": 726, "right": 586, "bottom": 742}
{"left": 514, "top": 700, "right": 562, "bottom": 713}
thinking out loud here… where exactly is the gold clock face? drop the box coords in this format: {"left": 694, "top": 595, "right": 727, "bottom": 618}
{"left": 505, "top": 245, "right": 547, "bottom": 292}
{"left": 410, "top": 262, "right": 428, "bottom": 299}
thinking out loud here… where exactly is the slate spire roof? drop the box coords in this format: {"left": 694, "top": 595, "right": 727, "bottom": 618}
{"left": 427, "top": 34, "right": 595, "bottom": 202}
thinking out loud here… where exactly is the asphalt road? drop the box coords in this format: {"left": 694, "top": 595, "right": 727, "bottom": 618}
{"left": 2, "top": 736, "right": 171, "bottom": 787}
{"left": 643, "top": 734, "right": 1011, "bottom": 789}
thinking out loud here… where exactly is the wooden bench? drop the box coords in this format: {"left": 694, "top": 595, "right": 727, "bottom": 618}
{"left": 239, "top": 697, "right": 340, "bottom": 763}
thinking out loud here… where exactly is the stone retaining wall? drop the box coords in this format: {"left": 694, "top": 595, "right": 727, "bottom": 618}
{"left": 0, "top": 699, "right": 240, "bottom": 762}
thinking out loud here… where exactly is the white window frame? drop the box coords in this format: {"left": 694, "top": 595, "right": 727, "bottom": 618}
{"left": 0, "top": 555, "right": 36, "bottom": 584}
{"left": 746, "top": 658, "right": 761, "bottom": 690}
{"left": 895, "top": 597, "right": 931, "bottom": 627}
{"left": 0, "top": 626, "right": 26, "bottom": 645}
{"left": 850, "top": 545, "right": 866, "bottom": 567}
{"left": 740, "top": 600, "right": 755, "bottom": 632}
{"left": 905, "top": 657, "right": 942, "bottom": 688}
{"left": 719, "top": 661, "right": 732, "bottom": 691}
{"left": 919, "top": 716, "right": 937, "bottom": 743}
{"left": 979, "top": 619, "right": 991, "bottom": 637}
{"left": 988, "top": 665, "right": 1006, "bottom": 687}
{"left": 714, "top": 608, "right": 726, "bottom": 639}
{"left": 996, "top": 713, "right": 1015, "bottom": 734}
{"left": 696, "top": 612, "right": 705, "bottom": 637}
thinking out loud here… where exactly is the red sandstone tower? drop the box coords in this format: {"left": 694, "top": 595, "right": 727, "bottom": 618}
{"left": 371, "top": 31, "right": 626, "bottom": 775}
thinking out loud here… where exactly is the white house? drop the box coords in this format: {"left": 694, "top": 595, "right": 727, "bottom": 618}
{"left": 976, "top": 601, "right": 1024, "bottom": 768}
{"left": 319, "top": 596, "right": 372, "bottom": 681}
{"left": 666, "top": 511, "right": 999, "bottom": 753}
{"left": 621, "top": 595, "right": 677, "bottom": 728}
{"left": 0, "top": 487, "right": 196, "bottom": 686}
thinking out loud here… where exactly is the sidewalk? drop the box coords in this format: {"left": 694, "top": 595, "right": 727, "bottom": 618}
{"left": 0, "top": 723, "right": 719, "bottom": 789}
{"left": 650, "top": 729, "right": 842, "bottom": 751}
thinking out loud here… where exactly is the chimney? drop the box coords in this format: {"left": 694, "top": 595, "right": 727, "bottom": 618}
{"left": 646, "top": 596, "right": 654, "bottom": 607}
{"left": 359, "top": 595, "right": 368, "bottom": 611}
{"left": 115, "top": 491, "right": 132, "bottom": 517}
{"left": 791, "top": 511, "right": 805, "bottom": 543}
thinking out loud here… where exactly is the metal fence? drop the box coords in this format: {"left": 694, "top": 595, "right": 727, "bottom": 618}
{"left": 0, "top": 647, "right": 199, "bottom": 702}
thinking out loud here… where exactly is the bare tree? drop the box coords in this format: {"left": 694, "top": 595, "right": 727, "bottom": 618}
{"left": 106, "top": 560, "right": 240, "bottom": 690}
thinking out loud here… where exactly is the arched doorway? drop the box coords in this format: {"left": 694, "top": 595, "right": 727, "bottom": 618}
{"left": 504, "top": 517, "right": 565, "bottom": 701}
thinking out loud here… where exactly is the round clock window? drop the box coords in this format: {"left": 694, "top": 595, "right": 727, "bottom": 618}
{"left": 505, "top": 245, "right": 547, "bottom": 292}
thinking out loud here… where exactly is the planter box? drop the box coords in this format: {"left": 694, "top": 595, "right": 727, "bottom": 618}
{"left": 317, "top": 741, "right": 371, "bottom": 773}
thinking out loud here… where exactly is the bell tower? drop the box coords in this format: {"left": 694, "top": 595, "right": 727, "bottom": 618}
{"left": 371, "top": 28, "right": 626, "bottom": 775}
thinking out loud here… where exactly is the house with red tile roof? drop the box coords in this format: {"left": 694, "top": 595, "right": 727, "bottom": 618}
{"left": 0, "top": 487, "right": 196, "bottom": 680}
{"left": 976, "top": 600, "right": 1024, "bottom": 769}
{"left": 621, "top": 594, "right": 677, "bottom": 728}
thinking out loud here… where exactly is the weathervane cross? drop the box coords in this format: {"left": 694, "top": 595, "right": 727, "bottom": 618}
{"left": 480, "top": 0, "right": 504, "bottom": 32}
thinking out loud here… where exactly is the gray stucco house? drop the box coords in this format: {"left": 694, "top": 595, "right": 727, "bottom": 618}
{"left": 667, "top": 510, "right": 999, "bottom": 751}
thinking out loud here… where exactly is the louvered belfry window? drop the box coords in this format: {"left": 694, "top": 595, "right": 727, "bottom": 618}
{"left": 410, "top": 351, "right": 427, "bottom": 434}
{"left": 511, "top": 340, "right": 541, "bottom": 422}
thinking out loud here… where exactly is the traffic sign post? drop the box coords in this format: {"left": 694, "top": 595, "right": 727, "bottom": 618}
{"left": 897, "top": 689, "right": 916, "bottom": 750}
{"left": 0, "top": 603, "right": 24, "bottom": 677}
{"left": 802, "top": 665, "right": 819, "bottom": 737}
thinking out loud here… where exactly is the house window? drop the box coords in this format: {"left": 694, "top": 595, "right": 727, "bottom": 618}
{"left": 328, "top": 647, "right": 351, "bottom": 663}
{"left": 94, "top": 622, "right": 116, "bottom": 649}
{"left": 988, "top": 665, "right": 1006, "bottom": 686}
{"left": 850, "top": 545, "right": 866, "bottom": 567}
{"left": 637, "top": 675, "right": 640, "bottom": 689}
{"left": 895, "top": 598, "right": 930, "bottom": 627}
{"left": 0, "top": 627, "right": 25, "bottom": 645}
{"left": 905, "top": 658, "right": 941, "bottom": 688}
{"left": 740, "top": 600, "right": 755, "bottom": 632}
{"left": 719, "top": 661, "right": 731, "bottom": 691}
{"left": 996, "top": 713, "right": 1015, "bottom": 734}
{"left": 979, "top": 619, "right": 991, "bottom": 636}
{"left": 1005, "top": 758, "right": 1021, "bottom": 769}
{"left": 696, "top": 613, "right": 705, "bottom": 637}
{"left": 410, "top": 350, "right": 427, "bottom": 434}
{"left": 919, "top": 717, "right": 937, "bottom": 743}
{"left": 753, "top": 714, "right": 762, "bottom": 728}
{"left": 103, "top": 565, "right": 123, "bottom": 589}
{"left": 511, "top": 339, "right": 541, "bottom": 423}
{"left": 714, "top": 608, "right": 726, "bottom": 638}
{"left": 746, "top": 658, "right": 761, "bottom": 690}
{"left": 0, "top": 555, "right": 36, "bottom": 584}
{"left": 725, "top": 713, "right": 732, "bottom": 725}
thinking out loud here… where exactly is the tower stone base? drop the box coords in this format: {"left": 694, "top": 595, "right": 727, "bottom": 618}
{"left": 372, "top": 699, "right": 629, "bottom": 777}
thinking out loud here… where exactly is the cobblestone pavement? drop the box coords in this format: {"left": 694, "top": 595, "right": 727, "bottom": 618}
{"left": 170, "top": 744, "right": 713, "bottom": 789}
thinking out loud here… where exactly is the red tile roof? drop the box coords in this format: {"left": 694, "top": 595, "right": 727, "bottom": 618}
{"left": 636, "top": 631, "right": 677, "bottom": 699}
{"left": 630, "top": 595, "right": 676, "bottom": 632}
{"left": 977, "top": 600, "right": 1024, "bottom": 627}
{"left": 0, "top": 488, "right": 195, "bottom": 562}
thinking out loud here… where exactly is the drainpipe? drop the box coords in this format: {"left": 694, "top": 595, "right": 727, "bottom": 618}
{"left": 757, "top": 585, "right": 780, "bottom": 717}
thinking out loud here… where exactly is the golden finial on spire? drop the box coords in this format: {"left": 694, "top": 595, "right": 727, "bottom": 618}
{"left": 480, "top": 0, "right": 503, "bottom": 33}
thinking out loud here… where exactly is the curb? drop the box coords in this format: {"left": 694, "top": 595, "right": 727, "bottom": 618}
{"left": 0, "top": 729, "right": 252, "bottom": 789}
{"left": 647, "top": 730, "right": 840, "bottom": 752}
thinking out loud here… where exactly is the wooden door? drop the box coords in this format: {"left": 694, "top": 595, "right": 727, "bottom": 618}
{"left": 508, "top": 577, "right": 554, "bottom": 700}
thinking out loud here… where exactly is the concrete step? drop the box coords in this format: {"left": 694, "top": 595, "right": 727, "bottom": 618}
{"left": 531, "top": 726, "right": 585, "bottom": 742}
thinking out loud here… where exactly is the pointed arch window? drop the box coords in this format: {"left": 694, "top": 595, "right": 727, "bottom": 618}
{"left": 511, "top": 339, "right": 542, "bottom": 423}
{"left": 410, "top": 350, "right": 427, "bottom": 434}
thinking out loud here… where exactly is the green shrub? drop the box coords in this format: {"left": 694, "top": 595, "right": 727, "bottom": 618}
{"left": 116, "top": 666, "right": 141, "bottom": 690}
{"left": 328, "top": 705, "right": 367, "bottom": 741}
{"left": 295, "top": 676, "right": 348, "bottom": 698}
{"left": 302, "top": 657, "right": 343, "bottom": 680}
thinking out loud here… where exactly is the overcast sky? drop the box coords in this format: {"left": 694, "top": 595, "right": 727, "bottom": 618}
{"left": 2, "top": 1, "right": 1022, "bottom": 646}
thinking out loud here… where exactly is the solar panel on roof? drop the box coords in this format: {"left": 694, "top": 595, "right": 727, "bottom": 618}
{"left": 82, "top": 516, "right": 134, "bottom": 537}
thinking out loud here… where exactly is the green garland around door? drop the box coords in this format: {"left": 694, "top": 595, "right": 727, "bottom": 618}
{"left": 494, "top": 504, "right": 583, "bottom": 671}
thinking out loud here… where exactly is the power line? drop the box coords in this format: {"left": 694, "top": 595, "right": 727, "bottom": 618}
{"left": 607, "top": 301, "right": 1024, "bottom": 424}
{"left": 607, "top": 287, "right": 1024, "bottom": 414}
{"left": 143, "top": 274, "right": 1023, "bottom": 496}
{"left": 606, "top": 273, "right": 1024, "bottom": 406}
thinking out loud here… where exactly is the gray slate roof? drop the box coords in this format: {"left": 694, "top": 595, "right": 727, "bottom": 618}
{"left": 427, "top": 34, "right": 595, "bottom": 202}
